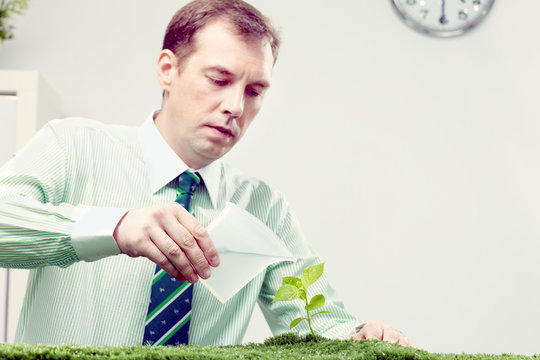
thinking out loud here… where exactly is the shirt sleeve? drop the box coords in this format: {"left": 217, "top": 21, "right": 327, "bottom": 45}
{"left": 0, "top": 122, "right": 122, "bottom": 268}
{"left": 256, "top": 193, "right": 361, "bottom": 339}
{"left": 71, "top": 205, "right": 125, "bottom": 262}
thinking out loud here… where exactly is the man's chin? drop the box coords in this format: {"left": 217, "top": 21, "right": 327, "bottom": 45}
{"left": 194, "top": 148, "right": 230, "bottom": 167}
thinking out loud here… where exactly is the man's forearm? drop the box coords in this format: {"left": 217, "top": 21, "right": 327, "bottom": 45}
{"left": 0, "top": 196, "right": 82, "bottom": 268}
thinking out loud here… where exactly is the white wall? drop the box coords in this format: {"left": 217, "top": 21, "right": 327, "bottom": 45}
{"left": 1, "top": 0, "right": 539, "bottom": 355}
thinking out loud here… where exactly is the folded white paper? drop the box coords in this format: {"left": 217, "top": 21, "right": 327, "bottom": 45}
{"left": 202, "top": 202, "right": 296, "bottom": 303}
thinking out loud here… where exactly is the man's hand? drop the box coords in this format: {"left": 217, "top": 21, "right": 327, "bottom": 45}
{"left": 113, "top": 202, "right": 220, "bottom": 283}
{"left": 347, "top": 320, "right": 411, "bottom": 346}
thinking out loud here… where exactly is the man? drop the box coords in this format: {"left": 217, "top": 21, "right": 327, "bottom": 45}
{"left": 0, "top": 0, "right": 409, "bottom": 346}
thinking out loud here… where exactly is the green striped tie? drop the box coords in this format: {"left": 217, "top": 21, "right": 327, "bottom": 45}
{"left": 142, "top": 170, "right": 200, "bottom": 346}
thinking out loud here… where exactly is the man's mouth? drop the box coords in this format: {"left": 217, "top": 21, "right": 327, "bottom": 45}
{"left": 208, "top": 125, "right": 234, "bottom": 138}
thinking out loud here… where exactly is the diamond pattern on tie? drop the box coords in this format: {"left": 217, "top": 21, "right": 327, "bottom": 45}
{"left": 143, "top": 170, "right": 200, "bottom": 346}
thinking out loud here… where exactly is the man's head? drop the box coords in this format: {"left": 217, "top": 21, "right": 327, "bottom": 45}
{"left": 163, "top": 0, "right": 280, "bottom": 68}
{"left": 155, "top": 0, "right": 279, "bottom": 170}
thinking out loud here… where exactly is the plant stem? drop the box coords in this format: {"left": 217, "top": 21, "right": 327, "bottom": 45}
{"left": 304, "top": 297, "right": 315, "bottom": 337}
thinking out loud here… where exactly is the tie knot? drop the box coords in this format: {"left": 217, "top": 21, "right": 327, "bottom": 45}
{"left": 176, "top": 171, "right": 200, "bottom": 211}
{"left": 178, "top": 171, "right": 200, "bottom": 193}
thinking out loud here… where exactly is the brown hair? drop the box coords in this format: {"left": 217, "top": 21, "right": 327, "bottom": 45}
{"left": 163, "top": 0, "right": 280, "bottom": 65}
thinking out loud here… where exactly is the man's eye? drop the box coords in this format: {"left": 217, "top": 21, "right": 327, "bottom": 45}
{"left": 246, "top": 88, "right": 260, "bottom": 97}
{"left": 210, "top": 78, "right": 229, "bottom": 86}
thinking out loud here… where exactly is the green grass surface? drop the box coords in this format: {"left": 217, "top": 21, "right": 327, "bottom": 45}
{"left": 0, "top": 333, "right": 537, "bottom": 359}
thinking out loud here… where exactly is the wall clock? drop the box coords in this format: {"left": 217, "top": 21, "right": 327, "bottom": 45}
{"left": 391, "top": 0, "right": 496, "bottom": 38}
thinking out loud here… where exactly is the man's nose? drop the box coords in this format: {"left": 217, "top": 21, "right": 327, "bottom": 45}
{"left": 221, "top": 87, "right": 244, "bottom": 118}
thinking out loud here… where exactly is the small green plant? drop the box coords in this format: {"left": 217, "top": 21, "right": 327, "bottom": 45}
{"left": 0, "top": 0, "right": 30, "bottom": 42}
{"left": 272, "top": 262, "right": 330, "bottom": 337}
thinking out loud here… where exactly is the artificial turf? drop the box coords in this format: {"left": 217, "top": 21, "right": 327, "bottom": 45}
{"left": 0, "top": 333, "right": 537, "bottom": 360}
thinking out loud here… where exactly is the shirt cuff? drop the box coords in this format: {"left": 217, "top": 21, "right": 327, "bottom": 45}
{"left": 71, "top": 206, "right": 127, "bottom": 262}
{"left": 346, "top": 322, "right": 368, "bottom": 337}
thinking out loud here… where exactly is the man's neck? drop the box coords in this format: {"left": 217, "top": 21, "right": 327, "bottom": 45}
{"left": 153, "top": 110, "right": 212, "bottom": 171}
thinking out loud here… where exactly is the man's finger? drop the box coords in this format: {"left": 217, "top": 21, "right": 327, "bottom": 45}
{"left": 143, "top": 240, "right": 185, "bottom": 282}
{"left": 346, "top": 320, "right": 413, "bottom": 347}
{"left": 359, "top": 320, "right": 383, "bottom": 340}
{"left": 359, "top": 329, "right": 382, "bottom": 340}
{"left": 381, "top": 326, "right": 401, "bottom": 343}
{"left": 346, "top": 332, "right": 365, "bottom": 341}
{"left": 398, "top": 334, "right": 412, "bottom": 347}
{"left": 149, "top": 227, "right": 199, "bottom": 283}
{"left": 164, "top": 214, "right": 212, "bottom": 280}
{"left": 174, "top": 203, "right": 220, "bottom": 267}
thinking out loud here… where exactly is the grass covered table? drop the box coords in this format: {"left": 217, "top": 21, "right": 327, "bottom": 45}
{"left": 0, "top": 333, "right": 537, "bottom": 359}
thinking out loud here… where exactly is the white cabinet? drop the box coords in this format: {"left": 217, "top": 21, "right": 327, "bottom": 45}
{"left": 0, "top": 94, "right": 18, "bottom": 342}
{"left": 0, "top": 269, "right": 7, "bottom": 342}
{"left": 0, "top": 71, "right": 60, "bottom": 342}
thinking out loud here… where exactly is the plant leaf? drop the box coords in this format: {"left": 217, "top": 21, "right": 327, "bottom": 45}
{"left": 311, "top": 310, "right": 331, "bottom": 318}
{"left": 301, "top": 262, "right": 325, "bottom": 288}
{"left": 289, "top": 317, "right": 306, "bottom": 329}
{"left": 282, "top": 276, "right": 302, "bottom": 288}
{"left": 305, "top": 294, "right": 325, "bottom": 311}
{"left": 272, "top": 284, "right": 301, "bottom": 302}
{"left": 298, "top": 287, "right": 307, "bottom": 301}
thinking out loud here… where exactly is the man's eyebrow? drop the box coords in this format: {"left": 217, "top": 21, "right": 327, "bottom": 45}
{"left": 205, "top": 66, "right": 271, "bottom": 88}
{"left": 252, "top": 80, "right": 270, "bottom": 89}
{"left": 205, "top": 66, "right": 234, "bottom": 76}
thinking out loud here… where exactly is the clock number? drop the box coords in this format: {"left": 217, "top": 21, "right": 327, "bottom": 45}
{"left": 392, "top": 0, "right": 494, "bottom": 37}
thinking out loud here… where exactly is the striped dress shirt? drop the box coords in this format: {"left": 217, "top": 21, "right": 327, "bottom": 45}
{"left": 0, "top": 115, "right": 360, "bottom": 346}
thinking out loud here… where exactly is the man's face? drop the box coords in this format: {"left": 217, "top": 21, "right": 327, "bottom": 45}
{"left": 156, "top": 19, "right": 274, "bottom": 169}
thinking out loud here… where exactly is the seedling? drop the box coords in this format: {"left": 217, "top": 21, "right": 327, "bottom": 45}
{"left": 272, "top": 262, "right": 330, "bottom": 337}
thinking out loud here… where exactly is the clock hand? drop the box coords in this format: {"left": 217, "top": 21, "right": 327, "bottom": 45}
{"left": 439, "top": 0, "right": 448, "bottom": 24}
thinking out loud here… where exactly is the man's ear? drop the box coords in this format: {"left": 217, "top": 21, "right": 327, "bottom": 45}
{"left": 156, "top": 49, "right": 177, "bottom": 93}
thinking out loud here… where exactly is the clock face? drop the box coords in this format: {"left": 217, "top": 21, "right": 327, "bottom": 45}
{"left": 391, "top": 0, "right": 495, "bottom": 37}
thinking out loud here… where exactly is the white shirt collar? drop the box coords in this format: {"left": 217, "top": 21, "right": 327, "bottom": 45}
{"left": 138, "top": 112, "right": 221, "bottom": 208}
